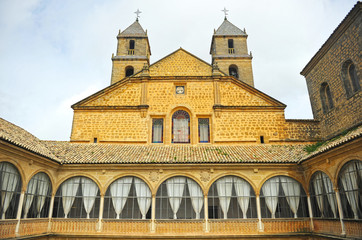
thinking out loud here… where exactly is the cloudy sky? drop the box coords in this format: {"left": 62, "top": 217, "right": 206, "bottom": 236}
{"left": 0, "top": 0, "right": 357, "bottom": 140}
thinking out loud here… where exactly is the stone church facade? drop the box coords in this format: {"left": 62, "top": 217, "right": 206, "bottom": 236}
{"left": 0, "top": 3, "right": 361, "bottom": 240}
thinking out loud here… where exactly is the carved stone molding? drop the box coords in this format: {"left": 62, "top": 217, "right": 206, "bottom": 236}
{"left": 149, "top": 171, "right": 159, "bottom": 182}
{"left": 200, "top": 170, "right": 211, "bottom": 182}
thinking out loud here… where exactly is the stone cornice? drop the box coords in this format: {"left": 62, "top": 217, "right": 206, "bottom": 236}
{"left": 72, "top": 105, "right": 149, "bottom": 110}
{"left": 213, "top": 105, "right": 286, "bottom": 111}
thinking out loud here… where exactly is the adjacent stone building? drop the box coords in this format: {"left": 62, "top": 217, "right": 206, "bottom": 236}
{"left": 0, "top": 3, "right": 361, "bottom": 240}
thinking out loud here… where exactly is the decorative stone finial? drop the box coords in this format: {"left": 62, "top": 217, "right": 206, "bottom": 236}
{"left": 221, "top": 7, "right": 229, "bottom": 19}
{"left": 135, "top": 9, "right": 142, "bottom": 21}
{"left": 141, "top": 63, "right": 150, "bottom": 77}
{"left": 212, "top": 62, "right": 222, "bottom": 77}
{"left": 212, "top": 62, "right": 219, "bottom": 71}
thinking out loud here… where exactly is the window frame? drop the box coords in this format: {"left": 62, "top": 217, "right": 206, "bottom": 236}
{"left": 207, "top": 176, "right": 257, "bottom": 219}
{"left": 320, "top": 82, "right": 334, "bottom": 114}
{"left": 152, "top": 118, "right": 164, "bottom": 143}
{"left": 23, "top": 172, "right": 52, "bottom": 219}
{"left": 337, "top": 160, "right": 362, "bottom": 219}
{"left": 309, "top": 171, "right": 339, "bottom": 219}
{"left": 155, "top": 176, "right": 204, "bottom": 220}
{"left": 171, "top": 110, "right": 191, "bottom": 144}
{"left": 260, "top": 176, "right": 309, "bottom": 219}
{"left": 52, "top": 177, "right": 100, "bottom": 219}
{"left": 125, "top": 66, "right": 134, "bottom": 77}
{"left": 341, "top": 60, "right": 360, "bottom": 98}
{"left": 198, "top": 118, "right": 210, "bottom": 143}
{"left": 103, "top": 176, "right": 152, "bottom": 219}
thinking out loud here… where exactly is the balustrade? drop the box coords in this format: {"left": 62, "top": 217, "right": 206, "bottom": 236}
{"left": 18, "top": 218, "right": 49, "bottom": 236}
{"left": 263, "top": 218, "right": 311, "bottom": 233}
{"left": 102, "top": 219, "right": 150, "bottom": 234}
{"left": 313, "top": 219, "right": 341, "bottom": 236}
{"left": 344, "top": 220, "right": 362, "bottom": 238}
{"left": 0, "top": 219, "right": 17, "bottom": 238}
{"left": 50, "top": 218, "right": 98, "bottom": 234}
{"left": 155, "top": 219, "right": 204, "bottom": 235}
{"left": 209, "top": 219, "right": 258, "bottom": 234}
{"left": 5, "top": 218, "right": 361, "bottom": 238}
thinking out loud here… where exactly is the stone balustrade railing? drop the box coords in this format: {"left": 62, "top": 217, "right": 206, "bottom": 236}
{"left": 0, "top": 218, "right": 360, "bottom": 239}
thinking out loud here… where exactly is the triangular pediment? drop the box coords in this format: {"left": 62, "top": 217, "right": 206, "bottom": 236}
{"left": 218, "top": 80, "right": 285, "bottom": 107}
{"left": 71, "top": 81, "right": 142, "bottom": 108}
{"left": 145, "top": 48, "right": 216, "bottom": 77}
{"left": 72, "top": 48, "right": 284, "bottom": 109}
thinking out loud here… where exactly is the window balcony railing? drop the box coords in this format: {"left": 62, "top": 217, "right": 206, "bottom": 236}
{"left": 228, "top": 48, "right": 235, "bottom": 54}
{"left": 128, "top": 49, "right": 135, "bottom": 55}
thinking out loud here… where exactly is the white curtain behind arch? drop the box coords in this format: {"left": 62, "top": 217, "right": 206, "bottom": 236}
{"left": 280, "top": 177, "right": 301, "bottom": 218}
{"left": 262, "top": 177, "right": 279, "bottom": 219}
{"left": 313, "top": 173, "right": 324, "bottom": 217}
{"left": 216, "top": 176, "right": 233, "bottom": 219}
{"left": 234, "top": 177, "right": 250, "bottom": 219}
{"left": 186, "top": 178, "right": 203, "bottom": 219}
{"left": 173, "top": 117, "right": 189, "bottom": 143}
{"left": 1, "top": 163, "right": 20, "bottom": 219}
{"left": 23, "top": 177, "right": 37, "bottom": 218}
{"left": 110, "top": 177, "right": 133, "bottom": 219}
{"left": 81, "top": 178, "right": 98, "bottom": 219}
{"left": 134, "top": 178, "right": 151, "bottom": 219}
{"left": 36, "top": 174, "right": 50, "bottom": 218}
{"left": 340, "top": 163, "right": 359, "bottom": 219}
{"left": 61, "top": 177, "right": 80, "bottom": 218}
{"left": 166, "top": 177, "right": 186, "bottom": 219}
{"left": 322, "top": 173, "right": 337, "bottom": 218}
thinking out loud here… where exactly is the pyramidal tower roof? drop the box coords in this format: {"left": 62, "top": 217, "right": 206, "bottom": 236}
{"left": 119, "top": 20, "right": 147, "bottom": 37}
{"left": 214, "top": 18, "right": 246, "bottom": 36}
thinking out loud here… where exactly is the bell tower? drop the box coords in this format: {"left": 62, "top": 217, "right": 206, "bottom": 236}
{"left": 210, "top": 17, "right": 254, "bottom": 86}
{"left": 110, "top": 17, "right": 151, "bottom": 85}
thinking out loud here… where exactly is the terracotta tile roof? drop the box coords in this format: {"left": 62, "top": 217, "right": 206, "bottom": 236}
{"left": 1, "top": 116, "right": 359, "bottom": 165}
{"left": 42, "top": 141, "right": 309, "bottom": 164}
{"left": 0, "top": 118, "right": 59, "bottom": 161}
{"left": 300, "top": 125, "right": 362, "bottom": 162}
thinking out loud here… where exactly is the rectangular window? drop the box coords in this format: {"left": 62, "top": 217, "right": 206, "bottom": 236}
{"left": 198, "top": 118, "right": 210, "bottom": 143}
{"left": 152, "top": 119, "right": 163, "bottom": 143}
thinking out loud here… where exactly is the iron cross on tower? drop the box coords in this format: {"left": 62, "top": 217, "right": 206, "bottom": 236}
{"left": 222, "top": 7, "right": 229, "bottom": 19}
{"left": 135, "top": 9, "right": 142, "bottom": 20}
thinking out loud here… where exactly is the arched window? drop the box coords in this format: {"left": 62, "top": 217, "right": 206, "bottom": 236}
{"left": 228, "top": 39, "right": 234, "bottom": 54}
{"left": 156, "top": 176, "right": 203, "bottom": 219}
{"left": 320, "top": 82, "right": 334, "bottom": 113}
{"left": 172, "top": 110, "right": 190, "bottom": 143}
{"left": 128, "top": 40, "right": 135, "bottom": 55}
{"left": 129, "top": 40, "right": 135, "bottom": 50}
{"left": 0, "top": 162, "right": 21, "bottom": 219}
{"left": 125, "top": 66, "right": 134, "bottom": 77}
{"left": 53, "top": 177, "right": 100, "bottom": 218}
{"left": 229, "top": 65, "right": 239, "bottom": 79}
{"left": 260, "top": 176, "right": 308, "bottom": 218}
{"left": 23, "top": 172, "right": 52, "bottom": 218}
{"left": 103, "top": 176, "right": 151, "bottom": 219}
{"left": 337, "top": 160, "right": 362, "bottom": 219}
{"left": 208, "top": 176, "right": 257, "bottom": 219}
{"left": 309, "top": 171, "right": 338, "bottom": 218}
{"left": 342, "top": 60, "right": 360, "bottom": 97}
